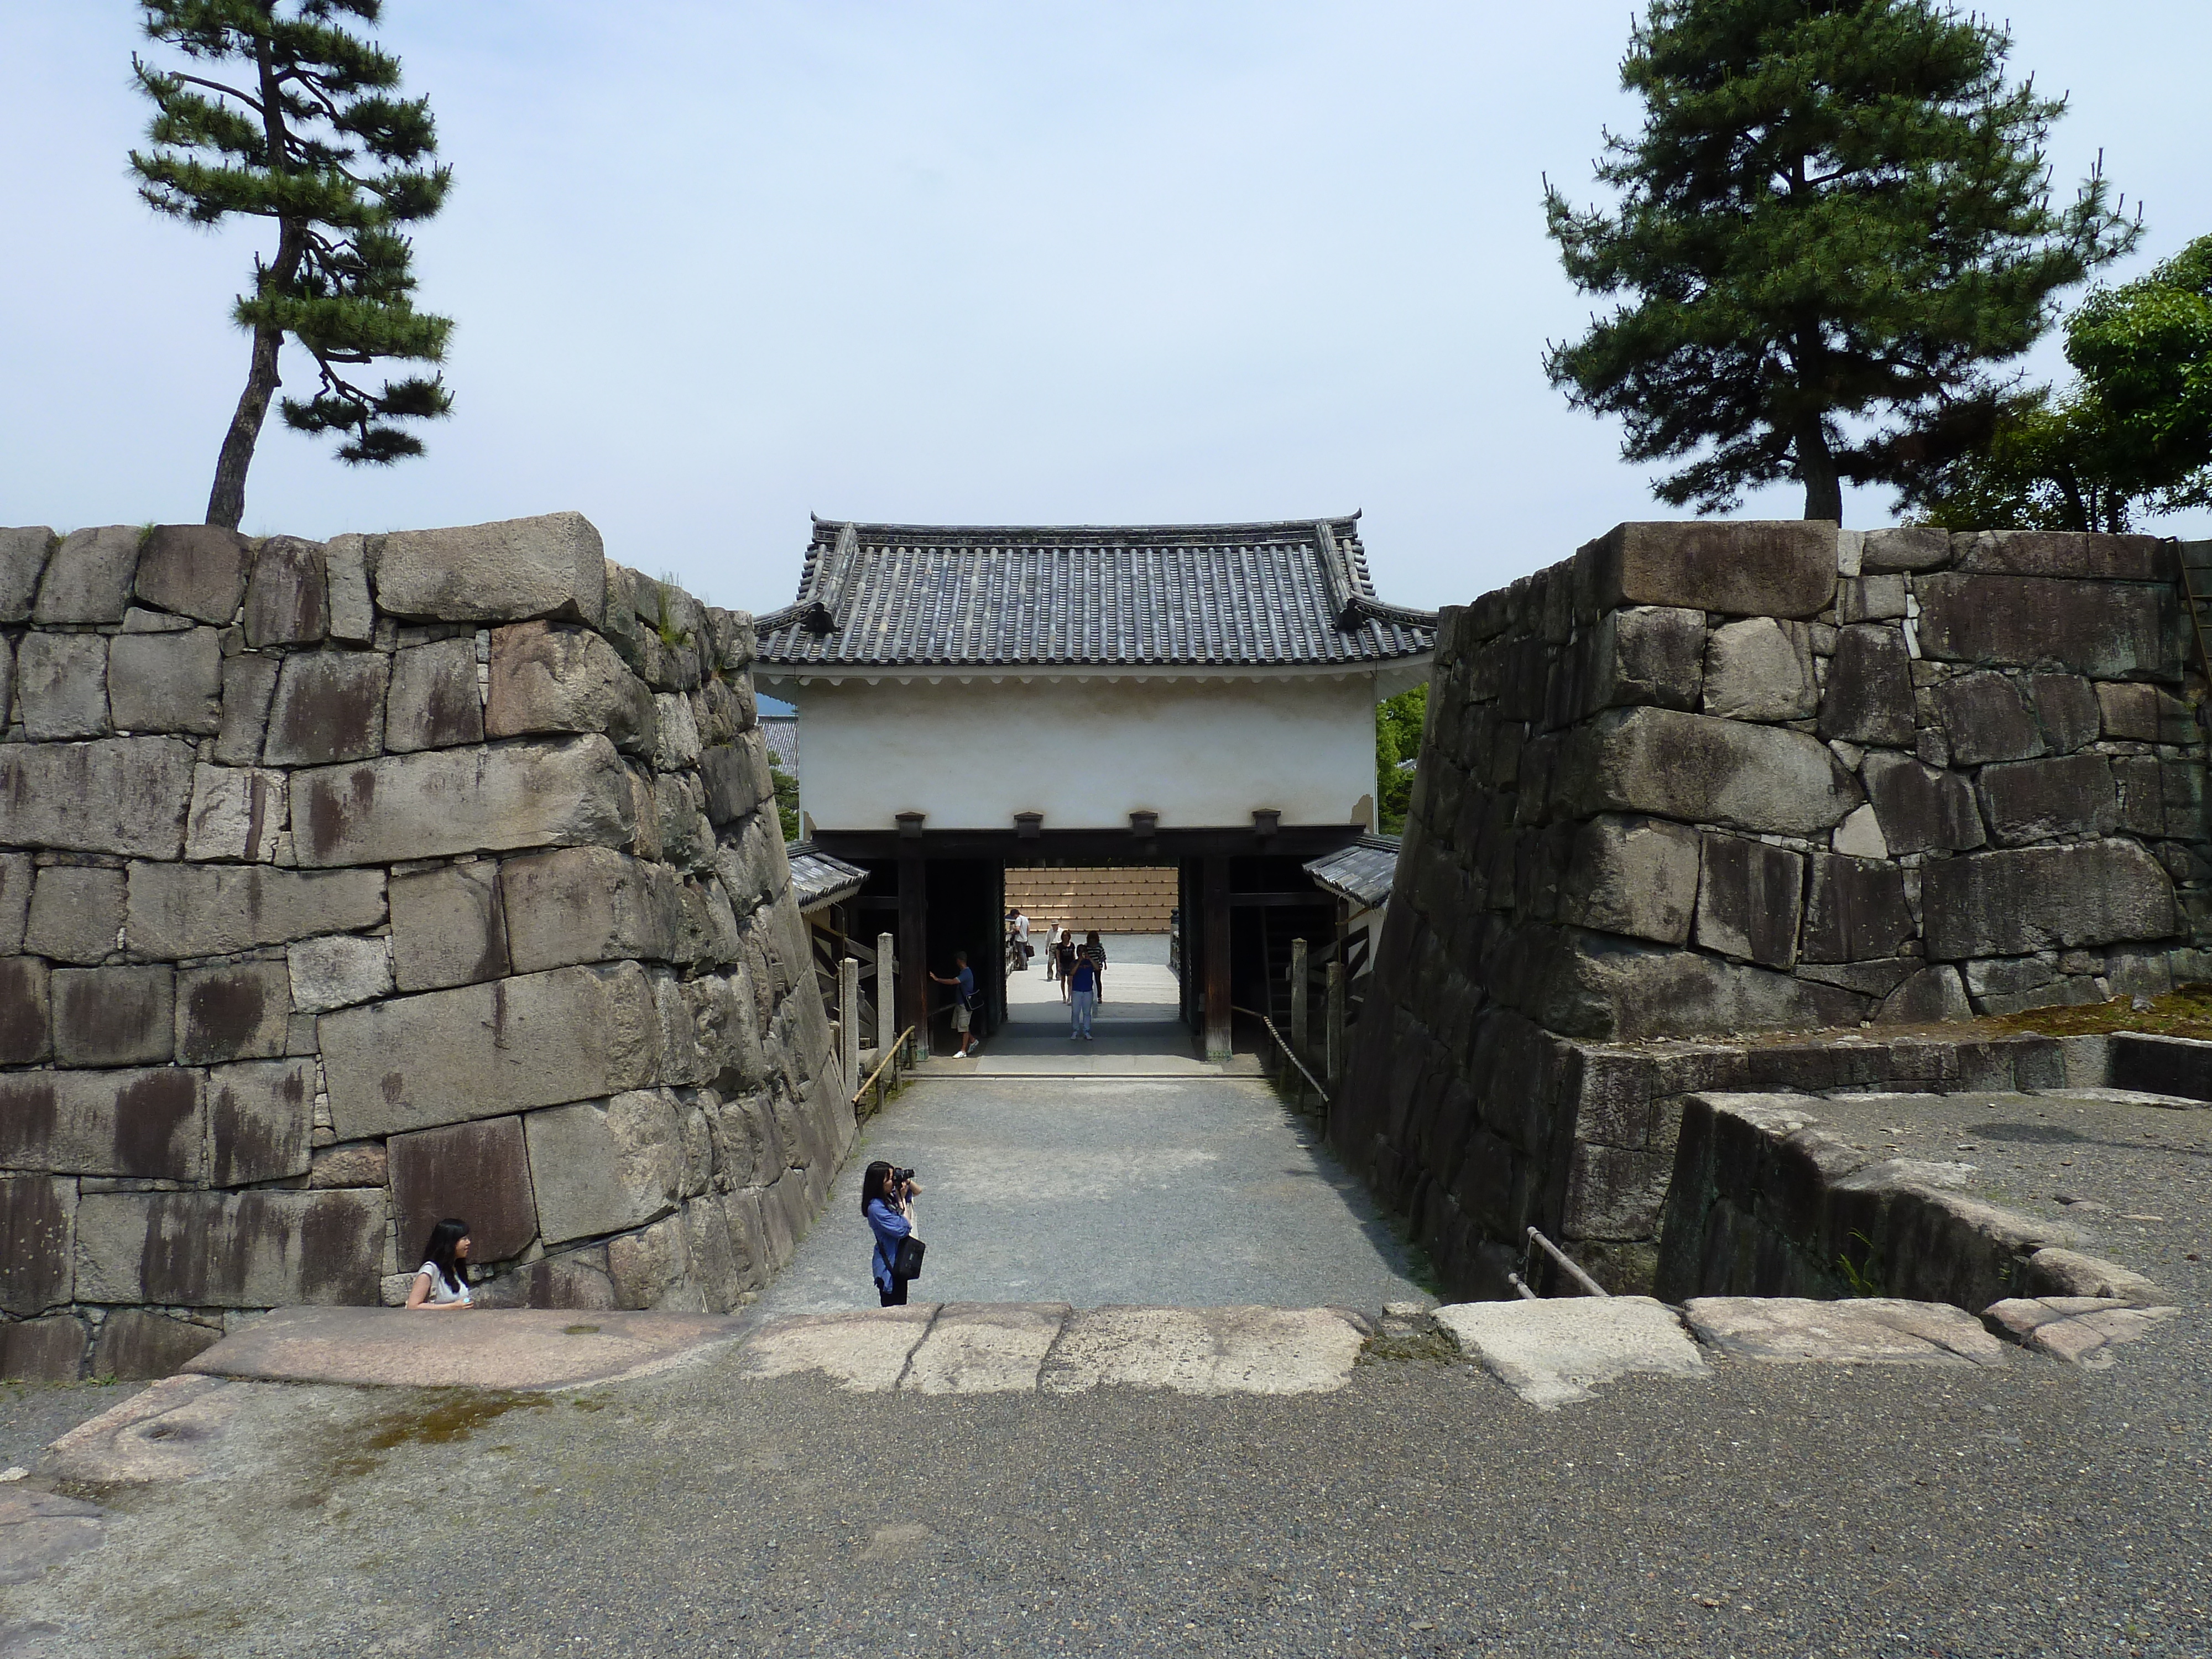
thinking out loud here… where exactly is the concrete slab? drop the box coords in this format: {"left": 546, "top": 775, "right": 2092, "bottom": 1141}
{"left": 1035, "top": 1305, "right": 1373, "bottom": 1397}
{"left": 180, "top": 1306, "right": 744, "bottom": 1391}
{"left": 1434, "top": 1296, "right": 1705, "bottom": 1408}
{"left": 904, "top": 1302, "right": 1071, "bottom": 1395}
{"left": 0, "top": 1488, "right": 105, "bottom": 1585}
{"left": 1983, "top": 1296, "right": 2184, "bottom": 1368}
{"left": 736, "top": 1305, "right": 938, "bottom": 1391}
{"left": 36, "top": 1374, "right": 247, "bottom": 1484}
{"left": 1684, "top": 1297, "right": 2010, "bottom": 1368}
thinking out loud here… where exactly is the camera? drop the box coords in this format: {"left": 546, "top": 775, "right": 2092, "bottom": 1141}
{"left": 891, "top": 1167, "right": 917, "bottom": 1188}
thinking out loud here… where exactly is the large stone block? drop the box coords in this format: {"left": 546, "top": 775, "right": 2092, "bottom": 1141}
{"left": 1861, "top": 527, "right": 1950, "bottom": 573}
{"left": 24, "top": 864, "right": 125, "bottom": 964}
{"left": 320, "top": 961, "right": 663, "bottom": 1138}
{"left": 213, "top": 651, "right": 280, "bottom": 765}
{"left": 0, "top": 956, "right": 51, "bottom": 1063}
{"left": 1574, "top": 521, "right": 1835, "bottom": 619}
{"left": 1493, "top": 926, "right": 1864, "bottom": 1041}
{"left": 74, "top": 1188, "right": 384, "bottom": 1307}
{"left": 1556, "top": 707, "right": 1861, "bottom": 837}
{"left": 0, "top": 1067, "right": 202, "bottom": 1178}
{"left": 1555, "top": 814, "right": 1700, "bottom": 946}
{"left": 1800, "top": 854, "right": 1914, "bottom": 964}
{"left": 0, "top": 851, "right": 27, "bottom": 953}
{"left": 1952, "top": 530, "right": 2172, "bottom": 582}
{"left": 134, "top": 524, "right": 254, "bottom": 625}
{"left": 1933, "top": 671, "right": 2042, "bottom": 765}
{"left": 18, "top": 633, "right": 111, "bottom": 740}
{"left": 286, "top": 933, "right": 393, "bottom": 1014}
{"left": 175, "top": 959, "right": 293, "bottom": 1063}
{"left": 1862, "top": 752, "right": 1985, "bottom": 855}
{"left": 1976, "top": 754, "right": 2117, "bottom": 847}
{"left": 1835, "top": 573, "right": 1908, "bottom": 622}
{"left": 606, "top": 1212, "right": 701, "bottom": 1310}
{"left": 263, "top": 649, "right": 389, "bottom": 765}
{"left": 34, "top": 526, "right": 142, "bottom": 624}
{"left": 1702, "top": 618, "right": 1815, "bottom": 722}
{"left": 241, "top": 535, "right": 328, "bottom": 646}
{"left": 0, "top": 525, "right": 55, "bottom": 620}
{"left": 92, "top": 1309, "right": 223, "bottom": 1380}
{"left": 183, "top": 763, "right": 286, "bottom": 863}
{"left": 2028, "top": 674, "right": 2101, "bottom": 755}
{"left": 483, "top": 620, "right": 653, "bottom": 752}
{"left": 1923, "top": 840, "right": 2179, "bottom": 959}
{"left": 1875, "top": 964, "right": 1974, "bottom": 1024}
{"left": 207, "top": 1057, "right": 315, "bottom": 1186}
{"left": 1915, "top": 573, "right": 2180, "bottom": 681}
{"left": 653, "top": 692, "right": 702, "bottom": 770}
{"left": 1, "top": 1174, "right": 75, "bottom": 1316}
{"left": 323, "top": 533, "right": 375, "bottom": 643}
{"left": 700, "top": 743, "right": 770, "bottom": 826}
{"left": 389, "top": 1114, "right": 539, "bottom": 1264}
{"left": 106, "top": 626, "right": 223, "bottom": 734}
{"left": 1819, "top": 624, "right": 1915, "bottom": 746}
{"left": 53, "top": 964, "right": 174, "bottom": 1066}
{"left": 385, "top": 637, "right": 484, "bottom": 752}
{"left": 291, "top": 736, "right": 634, "bottom": 868}
{"left": 524, "top": 1089, "right": 684, "bottom": 1245}
{"left": 375, "top": 512, "right": 608, "bottom": 627}
{"left": 126, "top": 862, "right": 386, "bottom": 958}
{"left": 500, "top": 845, "right": 686, "bottom": 973}
{"left": 2096, "top": 681, "right": 2197, "bottom": 744}
{"left": 1693, "top": 834, "right": 1804, "bottom": 969}
{"left": 0, "top": 1315, "right": 86, "bottom": 1382}
{"left": 389, "top": 861, "right": 510, "bottom": 990}
{"left": 0, "top": 737, "right": 197, "bottom": 858}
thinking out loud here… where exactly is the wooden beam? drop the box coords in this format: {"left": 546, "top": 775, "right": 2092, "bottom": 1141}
{"left": 898, "top": 842, "right": 928, "bottom": 1053}
{"left": 1203, "top": 854, "right": 1232, "bottom": 1062}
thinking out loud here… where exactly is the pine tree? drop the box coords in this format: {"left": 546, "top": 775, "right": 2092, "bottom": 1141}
{"left": 1542, "top": 0, "right": 2138, "bottom": 523}
{"left": 131, "top": 1, "right": 454, "bottom": 530}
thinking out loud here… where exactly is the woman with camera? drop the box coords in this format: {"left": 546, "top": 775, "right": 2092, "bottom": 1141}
{"left": 863, "top": 1161, "right": 921, "bottom": 1307}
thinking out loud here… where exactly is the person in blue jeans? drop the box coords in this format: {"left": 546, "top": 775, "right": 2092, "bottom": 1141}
{"left": 1068, "top": 947, "right": 1099, "bottom": 1040}
{"left": 863, "top": 1160, "right": 919, "bottom": 1307}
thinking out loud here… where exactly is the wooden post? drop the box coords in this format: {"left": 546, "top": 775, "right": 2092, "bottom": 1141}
{"left": 1288, "top": 937, "right": 1310, "bottom": 1062}
{"left": 838, "top": 955, "right": 860, "bottom": 1093}
{"left": 877, "top": 930, "right": 895, "bottom": 1052}
{"left": 898, "top": 838, "right": 928, "bottom": 1054}
{"left": 1203, "top": 854, "right": 1232, "bottom": 1062}
{"left": 1325, "top": 959, "right": 1345, "bottom": 1089}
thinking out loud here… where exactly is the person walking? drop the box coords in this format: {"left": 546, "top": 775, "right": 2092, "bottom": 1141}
{"left": 1010, "top": 906, "right": 1031, "bottom": 970}
{"left": 862, "top": 1161, "right": 920, "bottom": 1307}
{"left": 930, "top": 950, "right": 980, "bottom": 1058}
{"left": 1055, "top": 926, "right": 1079, "bottom": 1004}
{"left": 1068, "top": 944, "right": 1099, "bottom": 1040}
{"left": 1044, "top": 919, "right": 1062, "bottom": 982}
{"left": 1083, "top": 931, "right": 1108, "bottom": 1005}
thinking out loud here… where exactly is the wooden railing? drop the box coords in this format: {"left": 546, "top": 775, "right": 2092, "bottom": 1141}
{"left": 851, "top": 1025, "right": 917, "bottom": 1120}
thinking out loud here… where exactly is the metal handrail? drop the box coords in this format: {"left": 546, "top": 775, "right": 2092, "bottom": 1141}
{"left": 1525, "top": 1226, "right": 1609, "bottom": 1298}
{"left": 1230, "top": 1004, "right": 1330, "bottom": 1106}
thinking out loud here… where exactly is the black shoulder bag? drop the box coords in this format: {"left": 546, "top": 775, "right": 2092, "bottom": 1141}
{"left": 893, "top": 1233, "right": 926, "bottom": 1282}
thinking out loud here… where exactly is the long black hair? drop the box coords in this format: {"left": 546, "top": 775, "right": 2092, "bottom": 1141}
{"left": 860, "top": 1161, "right": 894, "bottom": 1217}
{"left": 422, "top": 1218, "right": 469, "bottom": 1293}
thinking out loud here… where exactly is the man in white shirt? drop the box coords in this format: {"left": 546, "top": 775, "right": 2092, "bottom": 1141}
{"left": 1008, "top": 907, "right": 1031, "bottom": 972}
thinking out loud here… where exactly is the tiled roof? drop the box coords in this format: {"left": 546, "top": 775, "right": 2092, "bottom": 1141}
{"left": 1303, "top": 835, "right": 1400, "bottom": 910}
{"left": 787, "top": 843, "right": 868, "bottom": 914}
{"left": 755, "top": 517, "right": 1436, "bottom": 671}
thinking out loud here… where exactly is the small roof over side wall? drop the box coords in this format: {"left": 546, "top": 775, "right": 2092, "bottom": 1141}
{"left": 756, "top": 517, "right": 1436, "bottom": 673}
{"left": 1303, "top": 835, "right": 1400, "bottom": 911}
{"left": 787, "top": 843, "right": 868, "bottom": 914}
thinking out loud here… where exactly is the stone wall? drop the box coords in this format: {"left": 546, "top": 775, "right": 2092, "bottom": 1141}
{"left": 0, "top": 513, "right": 847, "bottom": 1381}
{"left": 1334, "top": 521, "right": 2209, "bottom": 1298}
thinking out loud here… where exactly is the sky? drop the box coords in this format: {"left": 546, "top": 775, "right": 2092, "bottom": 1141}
{"left": 3, "top": 2, "right": 2207, "bottom": 615}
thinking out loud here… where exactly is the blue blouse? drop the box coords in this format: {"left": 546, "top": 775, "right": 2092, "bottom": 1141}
{"left": 865, "top": 1197, "right": 912, "bottom": 1293}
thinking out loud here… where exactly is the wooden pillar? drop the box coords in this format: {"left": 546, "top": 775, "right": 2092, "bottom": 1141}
{"left": 898, "top": 834, "right": 928, "bottom": 1055}
{"left": 838, "top": 956, "right": 861, "bottom": 1091}
{"left": 877, "top": 930, "right": 895, "bottom": 1052}
{"left": 1203, "top": 854, "right": 1232, "bottom": 1062}
{"left": 1325, "top": 958, "right": 1345, "bottom": 1088}
{"left": 1289, "top": 937, "right": 1310, "bottom": 1061}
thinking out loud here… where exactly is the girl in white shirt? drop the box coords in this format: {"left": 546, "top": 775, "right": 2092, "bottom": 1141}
{"left": 406, "top": 1217, "right": 474, "bottom": 1310}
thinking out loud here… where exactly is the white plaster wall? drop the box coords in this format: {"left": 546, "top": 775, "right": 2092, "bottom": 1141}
{"left": 786, "top": 674, "right": 1382, "bottom": 831}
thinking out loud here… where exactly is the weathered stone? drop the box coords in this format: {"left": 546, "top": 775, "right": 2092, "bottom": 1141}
{"left": 0, "top": 956, "right": 51, "bottom": 1063}
{"left": 1693, "top": 834, "right": 1804, "bottom": 969}
{"left": 0, "top": 632, "right": 11, "bottom": 728}
{"left": 1435, "top": 1295, "right": 1705, "bottom": 1407}
{"left": 126, "top": 863, "right": 385, "bottom": 958}
{"left": 680, "top": 1193, "right": 743, "bottom": 1312}
{"left": 17, "top": 633, "right": 111, "bottom": 739}
{"left": 2096, "top": 680, "right": 2195, "bottom": 743}
{"left": 1829, "top": 802, "right": 1888, "bottom": 860}
{"left": 1684, "top": 1296, "right": 2006, "bottom": 1365}
{"left": 500, "top": 845, "right": 686, "bottom": 973}
{"left": 175, "top": 959, "right": 293, "bottom": 1064}
{"left": 1556, "top": 707, "right": 1861, "bottom": 837}
{"left": 0, "top": 1068, "right": 202, "bottom": 1178}
{"left": 606, "top": 1212, "right": 702, "bottom": 1311}
{"left": 121, "top": 606, "right": 194, "bottom": 633}
{"left": 1800, "top": 854, "right": 1914, "bottom": 964}
{"left": 182, "top": 763, "right": 286, "bottom": 863}
{"left": 0, "top": 738, "right": 197, "bottom": 859}
{"left": 213, "top": 651, "right": 281, "bottom": 766}
{"left": 320, "top": 962, "right": 662, "bottom": 1138}
{"left": 308, "top": 1140, "right": 389, "bottom": 1188}
{"left": 1953, "top": 530, "right": 2172, "bottom": 581}
{"left": 700, "top": 741, "right": 774, "bottom": 826}
{"left": 241, "top": 535, "right": 328, "bottom": 646}
{"left": 525, "top": 1089, "right": 684, "bottom": 1245}
{"left": 1981, "top": 1296, "right": 2180, "bottom": 1367}
{"left": 2027, "top": 674, "right": 2101, "bottom": 754}
{"left": 389, "top": 1114, "right": 539, "bottom": 1264}
{"left": 53, "top": 964, "right": 174, "bottom": 1066}
{"left": 1556, "top": 814, "right": 1699, "bottom": 945}
{"left": 2109, "top": 758, "right": 2162, "bottom": 837}
{"left": 1562, "top": 1142, "right": 1673, "bottom": 1240}
{"left": 2023, "top": 1246, "right": 2174, "bottom": 1306}
{"left": 322, "top": 533, "right": 375, "bottom": 643}
{"left": 1819, "top": 624, "right": 1915, "bottom": 746}
{"left": 1496, "top": 927, "right": 1864, "bottom": 1041}
{"left": 483, "top": 620, "right": 653, "bottom": 753}
{"left": 1574, "top": 521, "right": 1835, "bottom": 619}
{"left": 1915, "top": 572, "right": 2180, "bottom": 681}
{"left": 1933, "top": 671, "right": 2042, "bottom": 765}
{"left": 1835, "top": 573, "right": 1908, "bottom": 622}
{"left": 1862, "top": 752, "right": 1985, "bottom": 855}
{"left": 262, "top": 649, "right": 389, "bottom": 765}
{"left": 1976, "top": 755, "right": 2117, "bottom": 846}
{"left": 0, "top": 525, "right": 56, "bottom": 620}
{"left": 1702, "top": 617, "right": 1815, "bottom": 721}
{"left": 0, "top": 1316, "right": 87, "bottom": 1382}
{"left": 0, "top": 851, "right": 29, "bottom": 953}
{"left": 34, "top": 526, "right": 143, "bottom": 624}
{"left": 286, "top": 933, "right": 393, "bottom": 1013}
{"left": 375, "top": 513, "right": 607, "bottom": 627}
{"left": 1923, "top": 839, "right": 2179, "bottom": 959}
{"left": 2108, "top": 1031, "right": 2212, "bottom": 1100}
{"left": 389, "top": 861, "right": 511, "bottom": 990}
{"left": 133, "top": 525, "right": 254, "bottom": 625}
{"left": 92, "top": 1308, "right": 223, "bottom": 1380}
{"left": 73, "top": 1189, "right": 383, "bottom": 1307}
{"left": 206, "top": 1057, "right": 314, "bottom": 1186}
{"left": 24, "top": 864, "right": 126, "bottom": 964}
{"left": 383, "top": 637, "right": 483, "bottom": 752}
{"left": 105, "top": 627, "right": 223, "bottom": 735}
{"left": 0, "top": 1175, "right": 75, "bottom": 1316}
{"left": 1875, "top": 963, "right": 1971, "bottom": 1024}
{"left": 291, "top": 735, "right": 634, "bottom": 868}
{"left": 1862, "top": 527, "right": 1950, "bottom": 573}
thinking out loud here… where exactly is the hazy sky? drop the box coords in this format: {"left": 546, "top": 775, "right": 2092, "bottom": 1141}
{"left": 3, "top": 2, "right": 2206, "bottom": 615}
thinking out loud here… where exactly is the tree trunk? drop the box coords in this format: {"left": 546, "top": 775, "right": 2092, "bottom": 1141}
{"left": 1796, "top": 415, "right": 1843, "bottom": 523}
{"left": 205, "top": 324, "right": 282, "bottom": 530}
